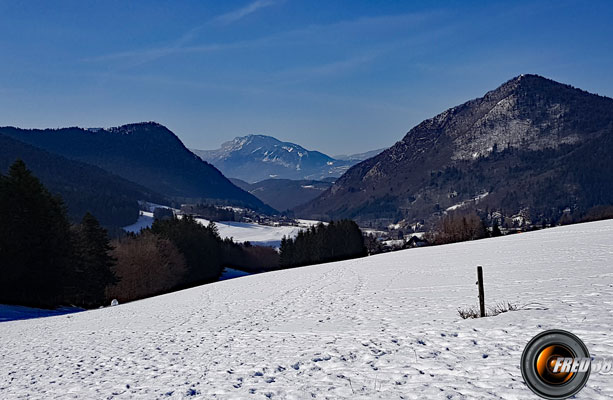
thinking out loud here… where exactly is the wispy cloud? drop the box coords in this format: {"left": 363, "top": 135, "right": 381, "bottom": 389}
{"left": 83, "top": 1, "right": 278, "bottom": 66}
{"left": 270, "top": 52, "right": 381, "bottom": 85}
{"left": 84, "top": 43, "right": 224, "bottom": 64}
{"left": 213, "top": 0, "right": 277, "bottom": 25}
{"left": 83, "top": 9, "right": 448, "bottom": 69}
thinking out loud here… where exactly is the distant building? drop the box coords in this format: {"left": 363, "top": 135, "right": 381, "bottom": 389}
{"left": 407, "top": 236, "right": 428, "bottom": 248}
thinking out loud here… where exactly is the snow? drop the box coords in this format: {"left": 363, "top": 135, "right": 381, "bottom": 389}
{"left": 446, "top": 192, "right": 489, "bottom": 212}
{"left": 362, "top": 228, "right": 387, "bottom": 236}
{"left": 124, "top": 213, "right": 319, "bottom": 247}
{"left": 446, "top": 203, "right": 463, "bottom": 212}
{"left": 381, "top": 233, "right": 426, "bottom": 248}
{"left": 191, "top": 219, "right": 302, "bottom": 248}
{"left": 123, "top": 211, "right": 154, "bottom": 233}
{"left": 295, "top": 219, "right": 326, "bottom": 227}
{"left": 3, "top": 220, "right": 613, "bottom": 398}
{"left": 382, "top": 239, "right": 405, "bottom": 247}
{"left": 139, "top": 201, "right": 176, "bottom": 213}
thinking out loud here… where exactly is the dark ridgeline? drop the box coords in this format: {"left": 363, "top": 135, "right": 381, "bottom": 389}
{"left": 230, "top": 177, "right": 333, "bottom": 212}
{"left": 0, "top": 122, "right": 276, "bottom": 215}
{"left": 295, "top": 75, "right": 613, "bottom": 229}
{"left": 279, "top": 220, "right": 367, "bottom": 268}
{"left": 0, "top": 133, "right": 162, "bottom": 228}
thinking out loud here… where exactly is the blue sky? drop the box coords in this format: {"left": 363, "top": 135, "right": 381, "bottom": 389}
{"left": 1, "top": 0, "right": 612, "bottom": 154}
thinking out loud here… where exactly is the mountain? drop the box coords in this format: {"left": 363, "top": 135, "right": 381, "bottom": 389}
{"left": 0, "top": 133, "right": 163, "bottom": 228}
{"left": 333, "top": 148, "right": 386, "bottom": 162}
{"left": 192, "top": 135, "right": 362, "bottom": 183}
{"left": 0, "top": 123, "right": 275, "bottom": 214}
{"left": 295, "top": 75, "right": 613, "bottom": 228}
{"left": 230, "top": 178, "right": 332, "bottom": 211}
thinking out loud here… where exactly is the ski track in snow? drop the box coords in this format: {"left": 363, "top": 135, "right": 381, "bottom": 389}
{"left": 2, "top": 220, "right": 613, "bottom": 399}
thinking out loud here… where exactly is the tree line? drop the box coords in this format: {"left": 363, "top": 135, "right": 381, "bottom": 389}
{"left": 279, "top": 220, "right": 367, "bottom": 268}
{"left": 424, "top": 204, "right": 613, "bottom": 247}
{"left": 0, "top": 134, "right": 162, "bottom": 229}
{"left": 0, "top": 160, "right": 117, "bottom": 307}
{"left": 0, "top": 160, "right": 279, "bottom": 308}
{"left": 0, "top": 160, "right": 373, "bottom": 309}
{"left": 180, "top": 203, "right": 237, "bottom": 221}
{"left": 425, "top": 211, "right": 488, "bottom": 245}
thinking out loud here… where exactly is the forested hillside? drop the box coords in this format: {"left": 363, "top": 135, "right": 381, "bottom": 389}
{"left": 0, "top": 134, "right": 163, "bottom": 228}
{"left": 0, "top": 123, "right": 275, "bottom": 214}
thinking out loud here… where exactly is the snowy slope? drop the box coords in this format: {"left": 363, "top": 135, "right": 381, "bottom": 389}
{"left": 2, "top": 220, "right": 613, "bottom": 399}
{"left": 123, "top": 211, "right": 155, "bottom": 233}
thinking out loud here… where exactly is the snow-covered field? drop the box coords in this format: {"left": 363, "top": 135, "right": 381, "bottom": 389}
{"left": 124, "top": 213, "right": 320, "bottom": 247}
{"left": 122, "top": 211, "right": 155, "bottom": 233}
{"left": 192, "top": 220, "right": 301, "bottom": 248}
{"left": 2, "top": 220, "right": 613, "bottom": 399}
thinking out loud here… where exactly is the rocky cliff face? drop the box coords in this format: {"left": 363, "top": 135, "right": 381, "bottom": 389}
{"left": 295, "top": 75, "right": 613, "bottom": 228}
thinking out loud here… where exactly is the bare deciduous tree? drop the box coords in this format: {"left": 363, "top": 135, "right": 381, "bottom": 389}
{"left": 426, "top": 211, "right": 487, "bottom": 245}
{"left": 106, "top": 231, "right": 187, "bottom": 303}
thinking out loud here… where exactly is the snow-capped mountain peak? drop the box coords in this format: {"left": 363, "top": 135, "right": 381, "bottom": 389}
{"left": 192, "top": 135, "right": 382, "bottom": 183}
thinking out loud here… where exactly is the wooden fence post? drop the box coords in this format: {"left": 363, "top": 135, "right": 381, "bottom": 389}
{"left": 477, "top": 266, "right": 485, "bottom": 317}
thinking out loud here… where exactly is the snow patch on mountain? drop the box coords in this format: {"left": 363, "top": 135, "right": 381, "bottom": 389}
{"left": 446, "top": 192, "right": 489, "bottom": 212}
{"left": 452, "top": 86, "right": 581, "bottom": 160}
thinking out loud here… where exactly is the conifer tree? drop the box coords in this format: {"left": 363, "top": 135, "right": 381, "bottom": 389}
{"left": 70, "top": 212, "right": 118, "bottom": 306}
{"left": 0, "top": 160, "right": 72, "bottom": 307}
{"left": 492, "top": 222, "right": 503, "bottom": 237}
{"left": 150, "top": 215, "right": 223, "bottom": 285}
{"left": 278, "top": 219, "right": 366, "bottom": 268}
